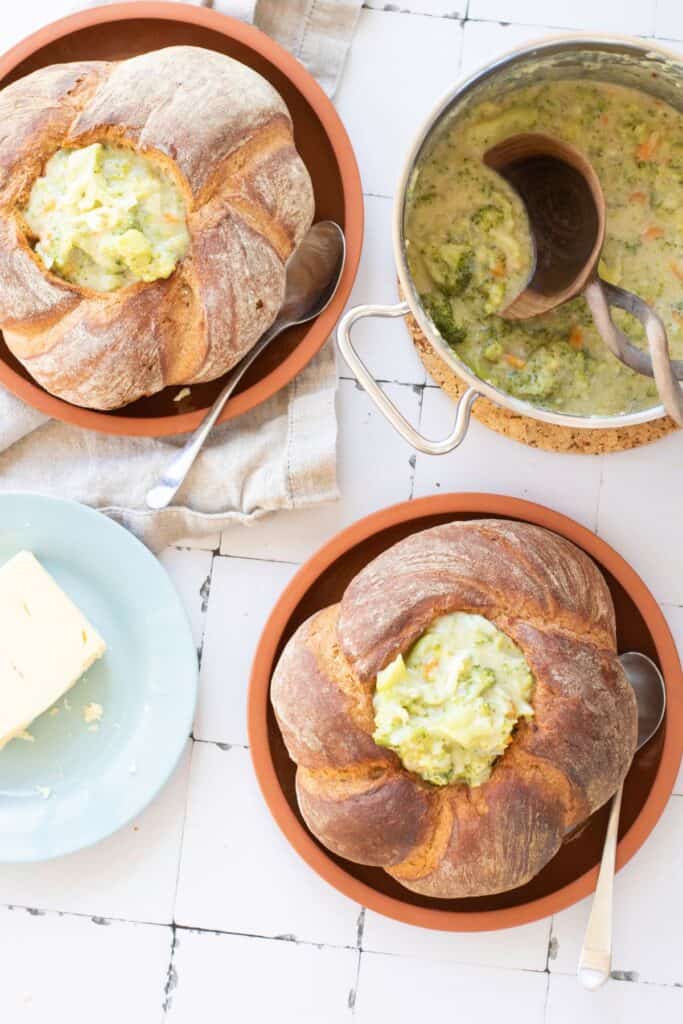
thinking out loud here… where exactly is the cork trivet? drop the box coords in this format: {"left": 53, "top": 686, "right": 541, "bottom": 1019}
{"left": 407, "top": 311, "right": 677, "bottom": 454}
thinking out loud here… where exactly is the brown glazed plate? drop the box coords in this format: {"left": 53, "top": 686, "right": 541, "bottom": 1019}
{"left": 0, "top": 2, "right": 363, "bottom": 436}
{"left": 248, "top": 494, "right": 683, "bottom": 931}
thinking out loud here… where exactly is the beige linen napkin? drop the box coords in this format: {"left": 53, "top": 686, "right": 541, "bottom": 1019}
{"left": 0, "top": 0, "right": 362, "bottom": 550}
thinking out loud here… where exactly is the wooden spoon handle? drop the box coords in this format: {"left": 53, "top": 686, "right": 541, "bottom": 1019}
{"left": 584, "top": 277, "right": 683, "bottom": 426}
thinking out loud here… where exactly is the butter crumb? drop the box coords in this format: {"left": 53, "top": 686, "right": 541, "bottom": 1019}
{"left": 49, "top": 706, "right": 60, "bottom": 717}
{"left": 16, "top": 729, "right": 34, "bottom": 743}
{"left": 83, "top": 702, "right": 103, "bottom": 725}
{"left": 173, "top": 387, "right": 191, "bottom": 402}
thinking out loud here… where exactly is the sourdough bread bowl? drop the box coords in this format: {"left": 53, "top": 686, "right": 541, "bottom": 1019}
{"left": 271, "top": 517, "right": 639, "bottom": 899}
{"left": 0, "top": 4, "right": 362, "bottom": 434}
{"left": 0, "top": 44, "right": 314, "bottom": 410}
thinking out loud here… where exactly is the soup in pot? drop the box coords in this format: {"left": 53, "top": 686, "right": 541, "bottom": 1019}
{"left": 405, "top": 80, "right": 683, "bottom": 416}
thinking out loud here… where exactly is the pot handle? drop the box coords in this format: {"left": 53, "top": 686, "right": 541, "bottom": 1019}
{"left": 337, "top": 301, "right": 479, "bottom": 455}
{"left": 584, "top": 277, "right": 683, "bottom": 427}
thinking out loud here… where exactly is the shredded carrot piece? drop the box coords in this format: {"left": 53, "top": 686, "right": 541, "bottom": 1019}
{"left": 671, "top": 261, "right": 683, "bottom": 283}
{"left": 599, "top": 114, "right": 609, "bottom": 127}
{"left": 568, "top": 325, "right": 584, "bottom": 350}
{"left": 163, "top": 212, "right": 179, "bottom": 224}
{"left": 421, "top": 658, "right": 438, "bottom": 680}
{"left": 642, "top": 225, "right": 665, "bottom": 241}
{"left": 629, "top": 191, "right": 648, "bottom": 205}
{"left": 503, "top": 353, "right": 526, "bottom": 370}
{"left": 635, "top": 132, "right": 660, "bottom": 161}
{"left": 490, "top": 260, "right": 506, "bottom": 278}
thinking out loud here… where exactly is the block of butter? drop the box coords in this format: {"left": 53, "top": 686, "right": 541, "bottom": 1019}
{"left": 0, "top": 551, "right": 106, "bottom": 749}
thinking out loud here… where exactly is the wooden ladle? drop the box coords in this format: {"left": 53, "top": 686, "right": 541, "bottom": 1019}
{"left": 484, "top": 133, "right": 683, "bottom": 425}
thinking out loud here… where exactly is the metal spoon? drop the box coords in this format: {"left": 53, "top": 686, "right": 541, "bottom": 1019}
{"left": 484, "top": 133, "right": 683, "bottom": 425}
{"left": 146, "top": 221, "right": 346, "bottom": 511}
{"left": 578, "top": 652, "right": 666, "bottom": 991}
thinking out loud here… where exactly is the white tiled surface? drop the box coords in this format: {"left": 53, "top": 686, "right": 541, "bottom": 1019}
{"left": 174, "top": 743, "right": 361, "bottom": 947}
{"left": 355, "top": 954, "right": 549, "bottom": 1021}
{"left": 546, "top": 973, "right": 683, "bottom": 1023}
{"left": 656, "top": 0, "right": 683, "bottom": 42}
{"left": 468, "top": 0, "right": 656, "bottom": 35}
{"left": 5, "top": 3, "right": 683, "bottom": 1023}
{"left": 166, "top": 930, "right": 358, "bottom": 1023}
{"left": 195, "top": 556, "right": 298, "bottom": 745}
{"left": 0, "top": 907, "right": 172, "bottom": 1023}
{"left": 362, "top": 908, "right": 552, "bottom": 971}
{"left": 413, "top": 387, "right": 603, "bottom": 530}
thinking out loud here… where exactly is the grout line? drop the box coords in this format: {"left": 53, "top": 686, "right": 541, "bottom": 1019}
{"left": 196, "top": 551, "right": 216, "bottom": 670}
{"left": 213, "top": 550, "right": 302, "bottom": 567}
{"left": 545, "top": 915, "right": 556, "bottom": 972}
{"left": 350, "top": 948, "right": 363, "bottom": 1017}
{"left": 172, "top": 540, "right": 222, "bottom": 555}
{"left": 651, "top": 0, "right": 660, "bottom": 38}
{"left": 543, "top": 962, "right": 683, "bottom": 989}
{"left": 462, "top": 15, "right": 656, "bottom": 39}
{"left": 161, "top": 925, "right": 179, "bottom": 1018}
{"left": 169, "top": 550, "right": 219, "bottom": 922}
{"left": 355, "top": 907, "right": 366, "bottom": 949}
{"left": 168, "top": 740, "right": 197, "bottom": 924}
{"left": 594, "top": 455, "right": 605, "bottom": 536}
{"left": 192, "top": 737, "right": 250, "bottom": 751}
{"left": 360, "top": 946, "right": 551, "bottom": 973}
{"left": 173, "top": 921, "right": 361, "bottom": 954}
{"left": 542, "top": 970, "right": 551, "bottom": 1023}
{"left": 361, "top": 3, "right": 466, "bottom": 22}
{"left": 363, "top": 189, "right": 393, "bottom": 201}
{"left": 408, "top": 384, "right": 425, "bottom": 498}
{"left": 1, "top": 903, "right": 173, "bottom": 931}
{"left": 7, "top": 900, "right": 683, "bottom": 988}
{"left": 339, "top": 372, "right": 427, "bottom": 389}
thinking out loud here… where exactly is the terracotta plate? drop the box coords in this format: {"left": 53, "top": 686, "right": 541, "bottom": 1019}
{"left": 249, "top": 494, "right": 683, "bottom": 931}
{"left": 0, "top": 2, "right": 363, "bottom": 436}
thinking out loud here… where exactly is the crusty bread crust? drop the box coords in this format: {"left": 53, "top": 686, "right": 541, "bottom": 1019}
{"left": 0, "top": 47, "right": 315, "bottom": 409}
{"left": 271, "top": 520, "right": 638, "bottom": 898}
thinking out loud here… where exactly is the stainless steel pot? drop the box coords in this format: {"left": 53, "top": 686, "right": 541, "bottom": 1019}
{"left": 337, "top": 35, "right": 683, "bottom": 455}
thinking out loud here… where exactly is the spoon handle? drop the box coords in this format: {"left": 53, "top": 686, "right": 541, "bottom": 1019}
{"left": 145, "top": 322, "right": 282, "bottom": 511}
{"left": 577, "top": 783, "right": 623, "bottom": 990}
{"left": 584, "top": 277, "right": 683, "bottom": 426}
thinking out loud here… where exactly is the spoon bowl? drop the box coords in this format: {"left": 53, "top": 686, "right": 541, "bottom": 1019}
{"left": 620, "top": 652, "right": 667, "bottom": 751}
{"left": 484, "top": 132, "right": 605, "bottom": 319}
{"left": 484, "top": 132, "right": 683, "bottom": 425}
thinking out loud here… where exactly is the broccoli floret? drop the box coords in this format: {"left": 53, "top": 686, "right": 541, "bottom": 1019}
{"left": 483, "top": 341, "right": 503, "bottom": 362}
{"left": 421, "top": 291, "right": 466, "bottom": 346}
{"left": 472, "top": 204, "right": 505, "bottom": 229}
{"left": 423, "top": 243, "right": 474, "bottom": 297}
{"left": 511, "top": 341, "right": 588, "bottom": 401}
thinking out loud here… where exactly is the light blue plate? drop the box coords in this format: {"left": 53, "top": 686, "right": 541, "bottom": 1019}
{"left": 0, "top": 493, "right": 197, "bottom": 861}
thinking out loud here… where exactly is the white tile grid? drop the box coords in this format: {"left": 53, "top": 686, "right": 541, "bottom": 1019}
{"left": 4, "top": 5, "right": 683, "bottom": 1023}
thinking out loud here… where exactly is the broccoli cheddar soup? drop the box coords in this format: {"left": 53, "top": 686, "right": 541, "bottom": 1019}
{"left": 22, "top": 142, "right": 189, "bottom": 293}
{"left": 405, "top": 80, "right": 683, "bottom": 416}
{"left": 373, "top": 612, "right": 534, "bottom": 787}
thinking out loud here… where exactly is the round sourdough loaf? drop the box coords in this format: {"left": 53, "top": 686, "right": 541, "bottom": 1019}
{"left": 271, "top": 519, "right": 638, "bottom": 898}
{"left": 0, "top": 46, "right": 314, "bottom": 409}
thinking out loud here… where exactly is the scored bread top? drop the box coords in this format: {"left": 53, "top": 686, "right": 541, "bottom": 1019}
{"left": 0, "top": 46, "right": 314, "bottom": 409}
{"left": 271, "top": 519, "right": 637, "bottom": 898}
